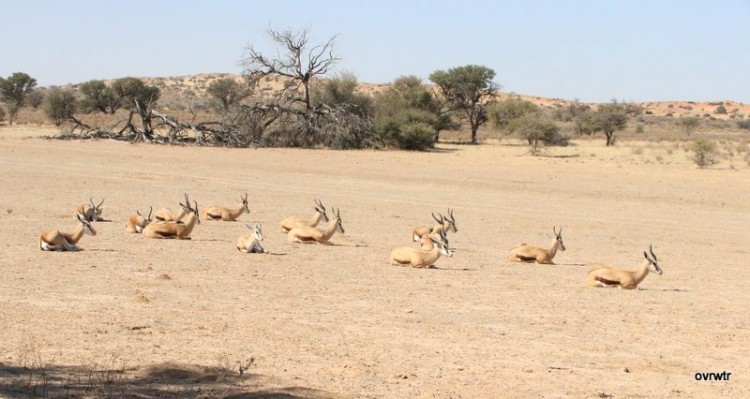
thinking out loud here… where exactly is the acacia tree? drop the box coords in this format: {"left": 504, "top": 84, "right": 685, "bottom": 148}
{"left": 242, "top": 27, "right": 339, "bottom": 112}
{"left": 206, "top": 78, "right": 251, "bottom": 112}
{"left": 677, "top": 116, "right": 700, "bottom": 136}
{"left": 595, "top": 102, "right": 628, "bottom": 146}
{"left": 109, "top": 77, "right": 160, "bottom": 139}
{"left": 79, "top": 80, "right": 120, "bottom": 114}
{"left": 575, "top": 100, "right": 631, "bottom": 146}
{"left": 0, "top": 72, "right": 38, "bottom": 125}
{"left": 429, "top": 65, "right": 499, "bottom": 144}
{"left": 43, "top": 87, "right": 78, "bottom": 126}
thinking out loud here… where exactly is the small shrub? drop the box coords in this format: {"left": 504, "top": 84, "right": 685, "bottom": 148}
{"left": 692, "top": 138, "right": 719, "bottom": 168}
{"left": 737, "top": 120, "right": 750, "bottom": 130}
{"left": 635, "top": 124, "right": 644, "bottom": 133}
{"left": 715, "top": 105, "right": 728, "bottom": 114}
{"left": 398, "top": 122, "right": 436, "bottom": 150}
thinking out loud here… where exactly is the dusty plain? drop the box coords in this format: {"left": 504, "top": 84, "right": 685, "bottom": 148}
{"left": 0, "top": 127, "right": 748, "bottom": 398}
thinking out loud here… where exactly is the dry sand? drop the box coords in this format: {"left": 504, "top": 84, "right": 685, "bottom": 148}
{"left": 0, "top": 127, "right": 748, "bottom": 398}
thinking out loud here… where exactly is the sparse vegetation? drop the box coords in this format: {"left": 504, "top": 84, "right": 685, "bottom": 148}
{"left": 206, "top": 77, "right": 251, "bottom": 113}
{"left": 511, "top": 116, "right": 566, "bottom": 155}
{"left": 692, "top": 138, "right": 719, "bottom": 168}
{"left": 677, "top": 116, "right": 700, "bottom": 136}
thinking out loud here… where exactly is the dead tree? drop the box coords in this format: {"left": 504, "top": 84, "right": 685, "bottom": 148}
{"left": 241, "top": 27, "right": 339, "bottom": 112}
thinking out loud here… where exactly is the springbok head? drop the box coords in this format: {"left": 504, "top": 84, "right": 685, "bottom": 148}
{"left": 332, "top": 207, "right": 344, "bottom": 234}
{"left": 643, "top": 244, "right": 663, "bottom": 275}
{"left": 445, "top": 209, "right": 457, "bottom": 233}
{"left": 430, "top": 229, "right": 453, "bottom": 258}
{"left": 76, "top": 213, "right": 97, "bottom": 236}
{"left": 89, "top": 197, "right": 104, "bottom": 220}
{"left": 553, "top": 226, "right": 566, "bottom": 251}
{"left": 314, "top": 199, "right": 330, "bottom": 222}
{"left": 240, "top": 193, "right": 250, "bottom": 214}
{"left": 137, "top": 206, "right": 153, "bottom": 223}
{"left": 179, "top": 198, "right": 200, "bottom": 225}
{"left": 246, "top": 223, "right": 263, "bottom": 241}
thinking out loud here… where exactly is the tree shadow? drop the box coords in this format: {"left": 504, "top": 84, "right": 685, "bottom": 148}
{"left": 540, "top": 153, "right": 581, "bottom": 159}
{"left": 429, "top": 145, "right": 461, "bottom": 153}
{"left": 436, "top": 140, "right": 479, "bottom": 146}
{"left": 0, "top": 361, "right": 335, "bottom": 399}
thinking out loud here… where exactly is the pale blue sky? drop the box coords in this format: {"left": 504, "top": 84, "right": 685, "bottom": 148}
{"left": 1, "top": 0, "right": 748, "bottom": 102}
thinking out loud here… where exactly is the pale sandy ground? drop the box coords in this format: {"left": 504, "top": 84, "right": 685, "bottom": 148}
{"left": 0, "top": 127, "right": 748, "bottom": 398}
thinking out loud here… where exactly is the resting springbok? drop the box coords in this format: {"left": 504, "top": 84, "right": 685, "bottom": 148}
{"left": 75, "top": 197, "right": 105, "bottom": 222}
{"left": 287, "top": 208, "right": 344, "bottom": 245}
{"left": 39, "top": 214, "right": 97, "bottom": 251}
{"left": 280, "top": 199, "right": 329, "bottom": 232}
{"left": 236, "top": 223, "right": 265, "bottom": 253}
{"left": 390, "top": 230, "right": 453, "bottom": 268}
{"left": 125, "top": 206, "right": 153, "bottom": 233}
{"left": 412, "top": 209, "right": 457, "bottom": 242}
{"left": 202, "top": 193, "right": 250, "bottom": 221}
{"left": 586, "top": 245, "right": 663, "bottom": 289}
{"left": 143, "top": 200, "right": 200, "bottom": 239}
{"left": 507, "top": 226, "right": 566, "bottom": 264}
{"left": 154, "top": 193, "right": 192, "bottom": 222}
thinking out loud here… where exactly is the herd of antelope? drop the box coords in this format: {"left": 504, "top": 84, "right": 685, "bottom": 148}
{"left": 38, "top": 195, "right": 664, "bottom": 289}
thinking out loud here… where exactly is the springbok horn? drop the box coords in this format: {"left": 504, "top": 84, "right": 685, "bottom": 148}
{"left": 432, "top": 212, "right": 443, "bottom": 224}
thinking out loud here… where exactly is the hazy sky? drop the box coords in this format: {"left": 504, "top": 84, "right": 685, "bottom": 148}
{"left": 1, "top": 0, "right": 748, "bottom": 103}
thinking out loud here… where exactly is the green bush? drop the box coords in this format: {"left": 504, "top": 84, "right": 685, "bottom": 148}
{"left": 43, "top": 87, "right": 78, "bottom": 126}
{"left": 510, "top": 116, "right": 567, "bottom": 154}
{"left": 398, "top": 122, "right": 436, "bottom": 150}
{"left": 375, "top": 109, "right": 436, "bottom": 150}
{"left": 692, "top": 138, "right": 719, "bottom": 168}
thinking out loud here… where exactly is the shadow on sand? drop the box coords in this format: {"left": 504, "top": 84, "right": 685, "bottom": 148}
{"left": 0, "top": 361, "right": 334, "bottom": 399}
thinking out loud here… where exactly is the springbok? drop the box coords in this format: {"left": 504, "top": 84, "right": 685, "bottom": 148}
{"left": 390, "top": 230, "right": 453, "bottom": 268}
{"left": 203, "top": 193, "right": 250, "bottom": 221}
{"left": 586, "top": 245, "right": 663, "bottom": 289}
{"left": 287, "top": 208, "right": 344, "bottom": 245}
{"left": 39, "top": 214, "right": 97, "bottom": 251}
{"left": 154, "top": 193, "right": 192, "bottom": 222}
{"left": 280, "top": 199, "right": 330, "bottom": 232}
{"left": 236, "top": 223, "right": 265, "bottom": 253}
{"left": 75, "top": 197, "right": 105, "bottom": 222}
{"left": 125, "top": 206, "right": 153, "bottom": 233}
{"left": 507, "top": 226, "right": 566, "bottom": 264}
{"left": 412, "top": 209, "right": 457, "bottom": 242}
{"left": 143, "top": 200, "right": 200, "bottom": 239}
